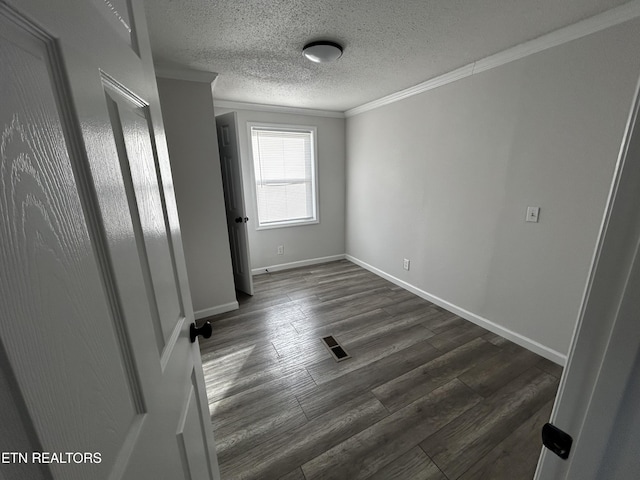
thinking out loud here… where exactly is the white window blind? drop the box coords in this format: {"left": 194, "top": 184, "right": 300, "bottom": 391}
{"left": 250, "top": 126, "right": 318, "bottom": 228}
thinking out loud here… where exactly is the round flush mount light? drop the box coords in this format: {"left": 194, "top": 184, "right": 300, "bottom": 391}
{"left": 302, "top": 41, "right": 343, "bottom": 64}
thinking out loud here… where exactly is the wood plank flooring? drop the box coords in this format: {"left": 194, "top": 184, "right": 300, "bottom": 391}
{"left": 199, "top": 260, "right": 562, "bottom": 480}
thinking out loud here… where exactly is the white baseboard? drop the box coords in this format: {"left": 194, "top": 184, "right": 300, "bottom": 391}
{"left": 252, "top": 254, "right": 346, "bottom": 275}
{"left": 346, "top": 255, "right": 567, "bottom": 366}
{"left": 194, "top": 301, "right": 239, "bottom": 320}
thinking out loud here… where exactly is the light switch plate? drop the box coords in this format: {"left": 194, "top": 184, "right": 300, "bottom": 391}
{"left": 526, "top": 207, "right": 540, "bottom": 223}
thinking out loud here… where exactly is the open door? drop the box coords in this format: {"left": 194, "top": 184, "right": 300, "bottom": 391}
{"left": 0, "top": 1, "right": 219, "bottom": 478}
{"left": 535, "top": 76, "right": 640, "bottom": 478}
{"left": 216, "top": 112, "right": 254, "bottom": 295}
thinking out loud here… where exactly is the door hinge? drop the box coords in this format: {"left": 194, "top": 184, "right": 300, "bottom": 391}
{"left": 542, "top": 423, "right": 573, "bottom": 460}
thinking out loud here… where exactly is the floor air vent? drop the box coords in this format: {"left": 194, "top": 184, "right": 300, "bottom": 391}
{"left": 321, "top": 336, "right": 351, "bottom": 362}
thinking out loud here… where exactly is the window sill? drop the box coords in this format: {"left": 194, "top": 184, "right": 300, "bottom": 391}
{"left": 256, "top": 219, "right": 319, "bottom": 230}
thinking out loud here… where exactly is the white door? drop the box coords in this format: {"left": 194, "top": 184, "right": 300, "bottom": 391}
{"left": 534, "top": 78, "right": 640, "bottom": 478}
{"left": 216, "top": 112, "right": 254, "bottom": 295}
{"left": 0, "top": 1, "right": 219, "bottom": 479}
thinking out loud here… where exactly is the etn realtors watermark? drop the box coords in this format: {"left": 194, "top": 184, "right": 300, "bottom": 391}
{"left": 2, "top": 452, "right": 101, "bottom": 464}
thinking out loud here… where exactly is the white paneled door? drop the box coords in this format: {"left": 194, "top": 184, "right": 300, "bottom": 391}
{"left": 216, "top": 112, "right": 254, "bottom": 295}
{"left": 0, "top": 1, "right": 219, "bottom": 479}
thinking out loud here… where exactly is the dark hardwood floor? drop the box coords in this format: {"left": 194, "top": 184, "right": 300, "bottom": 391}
{"left": 199, "top": 260, "right": 562, "bottom": 480}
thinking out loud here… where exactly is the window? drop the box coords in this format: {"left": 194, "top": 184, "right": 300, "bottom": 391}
{"left": 249, "top": 124, "right": 318, "bottom": 229}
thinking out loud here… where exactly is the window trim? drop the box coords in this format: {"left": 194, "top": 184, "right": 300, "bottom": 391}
{"left": 247, "top": 122, "right": 319, "bottom": 230}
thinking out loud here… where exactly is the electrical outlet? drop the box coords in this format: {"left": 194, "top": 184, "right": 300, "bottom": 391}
{"left": 277, "top": 245, "right": 284, "bottom": 255}
{"left": 403, "top": 258, "right": 410, "bottom": 271}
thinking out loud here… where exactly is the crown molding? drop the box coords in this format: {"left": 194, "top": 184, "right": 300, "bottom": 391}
{"left": 214, "top": 100, "right": 345, "bottom": 118}
{"left": 346, "top": 1, "right": 640, "bottom": 117}
{"left": 473, "top": 0, "right": 640, "bottom": 75}
{"left": 346, "top": 64, "right": 474, "bottom": 117}
{"left": 154, "top": 66, "right": 218, "bottom": 84}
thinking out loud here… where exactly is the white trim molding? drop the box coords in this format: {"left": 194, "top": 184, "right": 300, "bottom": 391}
{"left": 194, "top": 301, "right": 239, "bottom": 320}
{"left": 345, "top": 255, "right": 567, "bottom": 366}
{"left": 155, "top": 66, "right": 218, "bottom": 84}
{"left": 214, "top": 100, "right": 345, "bottom": 118}
{"left": 346, "top": 1, "right": 640, "bottom": 117}
{"left": 252, "top": 254, "right": 346, "bottom": 275}
{"left": 346, "top": 64, "right": 475, "bottom": 117}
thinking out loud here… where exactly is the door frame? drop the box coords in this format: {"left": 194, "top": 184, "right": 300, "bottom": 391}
{"left": 534, "top": 74, "right": 640, "bottom": 478}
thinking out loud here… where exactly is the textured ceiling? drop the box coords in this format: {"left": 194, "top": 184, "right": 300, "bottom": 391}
{"left": 145, "top": 0, "right": 631, "bottom": 112}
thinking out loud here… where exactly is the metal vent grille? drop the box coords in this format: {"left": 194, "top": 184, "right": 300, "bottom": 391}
{"left": 321, "top": 335, "right": 350, "bottom": 362}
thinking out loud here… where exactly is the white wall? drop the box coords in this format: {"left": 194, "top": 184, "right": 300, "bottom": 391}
{"left": 214, "top": 107, "right": 346, "bottom": 271}
{"left": 157, "top": 77, "right": 237, "bottom": 318}
{"left": 345, "top": 19, "right": 640, "bottom": 361}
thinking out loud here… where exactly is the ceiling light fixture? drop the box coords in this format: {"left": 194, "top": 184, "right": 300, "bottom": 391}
{"left": 302, "top": 41, "right": 343, "bottom": 64}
